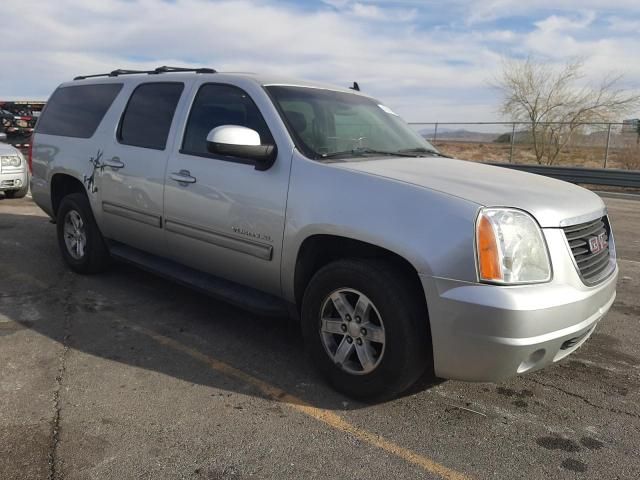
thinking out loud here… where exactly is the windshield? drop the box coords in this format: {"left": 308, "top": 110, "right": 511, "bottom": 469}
{"left": 265, "top": 86, "right": 438, "bottom": 161}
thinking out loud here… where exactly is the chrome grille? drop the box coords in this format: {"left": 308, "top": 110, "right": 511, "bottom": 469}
{"left": 562, "top": 216, "right": 613, "bottom": 284}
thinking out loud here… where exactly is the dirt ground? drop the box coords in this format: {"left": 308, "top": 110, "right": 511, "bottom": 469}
{"left": 435, "top": 140, "right": 640, "bottom": 170}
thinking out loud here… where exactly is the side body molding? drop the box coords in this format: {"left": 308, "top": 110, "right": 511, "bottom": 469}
{"left": 164, "top": 218, "right": 274, "bottom": 261}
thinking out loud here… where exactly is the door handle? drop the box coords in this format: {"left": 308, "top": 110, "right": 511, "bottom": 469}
{"left": 170, "top": 170, "right": 197, "bottom": 184}
{"left": 103, "top": 157, "right": 125, "bottom": 169}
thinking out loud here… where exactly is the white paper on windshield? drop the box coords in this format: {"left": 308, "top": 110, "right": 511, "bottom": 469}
{"left": 378, "top": 104, "right": 399, "bottom": 116}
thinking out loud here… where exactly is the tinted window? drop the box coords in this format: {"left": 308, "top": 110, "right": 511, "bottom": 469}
{"left": 36, "top": 84, "right": 123, "bottom": 138}
{"left": 119, "top": 82, "right": 184, "bottom": 150}
{"left": 182, "top": 84, "right": 273, "bottom": 157}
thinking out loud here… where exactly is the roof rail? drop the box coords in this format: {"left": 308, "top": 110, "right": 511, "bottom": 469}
{"left": 150, "top": 66, "right": 216, "bottom": 74}
{"left": 74, "top": 66, "right": 217, "bottom": 81}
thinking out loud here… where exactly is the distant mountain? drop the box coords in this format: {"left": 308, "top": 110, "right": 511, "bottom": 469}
{"left": 419, "top": 128, "right": 502, "bottom": 143}
{"left": 417, "top": 124, "right": 640, "bottom": 147}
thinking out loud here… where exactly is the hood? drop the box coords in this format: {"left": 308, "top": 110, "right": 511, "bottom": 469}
{"left": 332, "top": 157, "right": 605, "bottom": 228}
{"left": 0, "top": 142, "right": 21, "bottom": 156}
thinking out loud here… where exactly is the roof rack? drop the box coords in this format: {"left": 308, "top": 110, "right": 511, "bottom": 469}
{"left": 74, "top": 66, "right": 216, "bottom": 81}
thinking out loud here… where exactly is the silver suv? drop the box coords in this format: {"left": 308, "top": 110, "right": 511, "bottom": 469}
{"left": 31, "top": 67, "right": 617, "bottom": 399}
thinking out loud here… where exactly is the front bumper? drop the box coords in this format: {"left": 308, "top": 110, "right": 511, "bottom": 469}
{"left": 0, "top": 170, "right": 28, "bottom": 192}
{"left": 421, "top": 227, "right": 618, "bottom": 382}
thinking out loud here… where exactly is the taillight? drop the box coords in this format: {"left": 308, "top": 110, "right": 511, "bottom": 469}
{"left": 27, "top": 137, "right": 34, "bottom": 173}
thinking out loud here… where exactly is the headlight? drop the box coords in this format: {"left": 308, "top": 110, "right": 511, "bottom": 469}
{"left": 476, "top": 208, "right": 551, "bottom": 284}
{"left": 1, "top": 155, "right": 22, "bottom": 167}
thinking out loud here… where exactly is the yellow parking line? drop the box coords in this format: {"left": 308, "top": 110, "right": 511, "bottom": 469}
{"left": 8, "top": 266, "right": 469, "bottom": 480}
{"left": 114, "top": 316, "right": 470, "bottom": 480}
{"left": 619, "top": 258, "right": 640, "bottom": 265}
{"left": 5, "top": 272, "right": 49, "bottom": 289}
{"left": 0, "top": 263, "right": 50, "bottom": 289}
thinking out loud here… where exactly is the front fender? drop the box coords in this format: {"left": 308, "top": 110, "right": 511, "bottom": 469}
{"left": 281, "top": 152, "right": 481, "bottom": 302}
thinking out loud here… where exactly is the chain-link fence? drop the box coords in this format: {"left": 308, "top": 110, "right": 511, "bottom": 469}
{"left": 409, "top": 121, "right": 640, "bottom": 171}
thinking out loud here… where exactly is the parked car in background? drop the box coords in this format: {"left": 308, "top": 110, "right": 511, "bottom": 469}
{"left": 30, "top": 67, "right": 617, "bottom": 399}
{"left": 0, "top": 139, "right": 29, "bottom": 198}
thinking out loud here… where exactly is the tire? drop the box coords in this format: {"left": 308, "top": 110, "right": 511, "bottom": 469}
{"left": 301, "top": 258, "right": 432, "bottom": 401}
{"left": 56, "top": 193, "right": 110, "bottom": 274}
{"left": 4, "top": 184, "right": 28, "bottom": 199}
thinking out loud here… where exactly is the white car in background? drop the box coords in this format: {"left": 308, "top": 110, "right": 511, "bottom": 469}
{"left": 0, "top": 133, "right": 29, "bottom": 198}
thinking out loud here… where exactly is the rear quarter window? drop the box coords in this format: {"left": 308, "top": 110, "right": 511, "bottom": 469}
{"left": 36, "top": 83, "right": 123, "bottom": 138}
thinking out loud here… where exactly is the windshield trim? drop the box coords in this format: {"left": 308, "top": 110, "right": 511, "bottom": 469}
{"left": 262, "top": 83, "right": 372, "bottom": 97}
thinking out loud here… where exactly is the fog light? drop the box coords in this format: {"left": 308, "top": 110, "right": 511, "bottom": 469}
{"left": 517, "top": 349, "right": 546, "bottom": 373}
{"left": 15, "top": 180, "right": 22, "bottom": 187}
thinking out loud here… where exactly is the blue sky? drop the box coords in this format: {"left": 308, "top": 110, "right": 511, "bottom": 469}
{"left": 2, "top": 0, "right": 639, "bottom": 121}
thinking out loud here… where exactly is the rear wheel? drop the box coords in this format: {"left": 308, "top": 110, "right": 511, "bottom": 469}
{"left": 56, "top": 193, "right": 110, "bottom": 274}
{"left": 302, "top": 259, "right": 432, "bottom": 401}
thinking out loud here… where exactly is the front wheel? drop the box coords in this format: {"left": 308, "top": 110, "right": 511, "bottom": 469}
{"left": 301, "top": 259, "right": 432, "bottom": 401}
{"left": 56, "top": 193, "right": 110, "bottom": 274}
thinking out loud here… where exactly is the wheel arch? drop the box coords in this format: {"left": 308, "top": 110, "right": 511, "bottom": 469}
{"left": 50, "top": 173, "right": 88, "bottom": 219}
{"left": 292, "top": 234, "right": 428, "bottom": 317}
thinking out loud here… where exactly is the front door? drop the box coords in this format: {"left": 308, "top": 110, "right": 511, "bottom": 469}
{"left": 98, "top": 81, "right": 185, "bottom": 257}
{"left": 163, "top": 82, "right": 291, "bottom": 296}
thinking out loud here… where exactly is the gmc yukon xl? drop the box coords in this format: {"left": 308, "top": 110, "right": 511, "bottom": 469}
{"left": 30, "top": 67, "right": 617, "bottom": 399}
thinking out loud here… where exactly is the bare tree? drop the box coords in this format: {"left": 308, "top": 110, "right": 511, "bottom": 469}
{"left": 496, "top": 57, "right": 640, "bottom": 165}
{"left": 619, "top": 122, "right": 640, "bottom": 170}
{"left": 618, "top": 143, "right": 640, "bottom": 170}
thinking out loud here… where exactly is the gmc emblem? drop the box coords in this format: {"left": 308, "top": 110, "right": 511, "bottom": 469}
{"left": 588, "top": 232, "right": 608, "bottom": 254}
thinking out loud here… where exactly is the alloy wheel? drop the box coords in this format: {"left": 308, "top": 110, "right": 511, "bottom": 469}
{"left": 63, "top": 210, "right": 87, "bottom": 260}
{"left": 319, "top": 288, "right": 386, "bottom": 375}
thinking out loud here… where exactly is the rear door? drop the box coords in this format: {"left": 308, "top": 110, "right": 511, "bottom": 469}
{"left": 98, "top": 81, "right": 186, "bottom": 256}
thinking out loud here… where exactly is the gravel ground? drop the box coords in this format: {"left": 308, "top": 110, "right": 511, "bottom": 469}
{"left": 1, "top": 195, "right": 639, "bottom": 480}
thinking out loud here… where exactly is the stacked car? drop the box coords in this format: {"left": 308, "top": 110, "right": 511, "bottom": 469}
{"left": 0, "top": 101, "right": 46, "bottom": 149}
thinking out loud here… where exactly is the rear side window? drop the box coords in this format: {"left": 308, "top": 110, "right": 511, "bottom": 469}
{"left": 118, "top": 82, "right": 184, "bottom": 150}
{"left": 182, "top": 84, "right": 274, "bottom": 158}
{"left": 36, "top": 84, "right": 123, "bottom": 138}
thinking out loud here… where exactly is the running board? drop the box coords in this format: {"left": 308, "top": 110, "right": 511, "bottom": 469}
{"left": 108, "top": 242, "right": 288, "bottom": 317}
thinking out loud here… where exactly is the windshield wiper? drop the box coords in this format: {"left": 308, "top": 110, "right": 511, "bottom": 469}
{"left": 397, "top": 147, "right": 452, "bottom": 158}
{"left": 320, "top": 148, "right": 420, "bottom": 160}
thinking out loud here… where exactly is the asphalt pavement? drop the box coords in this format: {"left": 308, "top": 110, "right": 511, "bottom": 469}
{"left": 1, "top": 195, "right": 639, "bottom": 480}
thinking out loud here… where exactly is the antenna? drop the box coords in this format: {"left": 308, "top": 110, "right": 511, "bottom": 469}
{"left": 349, "top": 82, "right": 360, "bottom": 92}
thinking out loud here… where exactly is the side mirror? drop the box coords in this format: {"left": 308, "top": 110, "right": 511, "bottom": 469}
{"left": 0, "top": 132, "right": 7, "bottom": 142}
{"left": 206, "top": 125, "right": 276, "bottom": 171}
